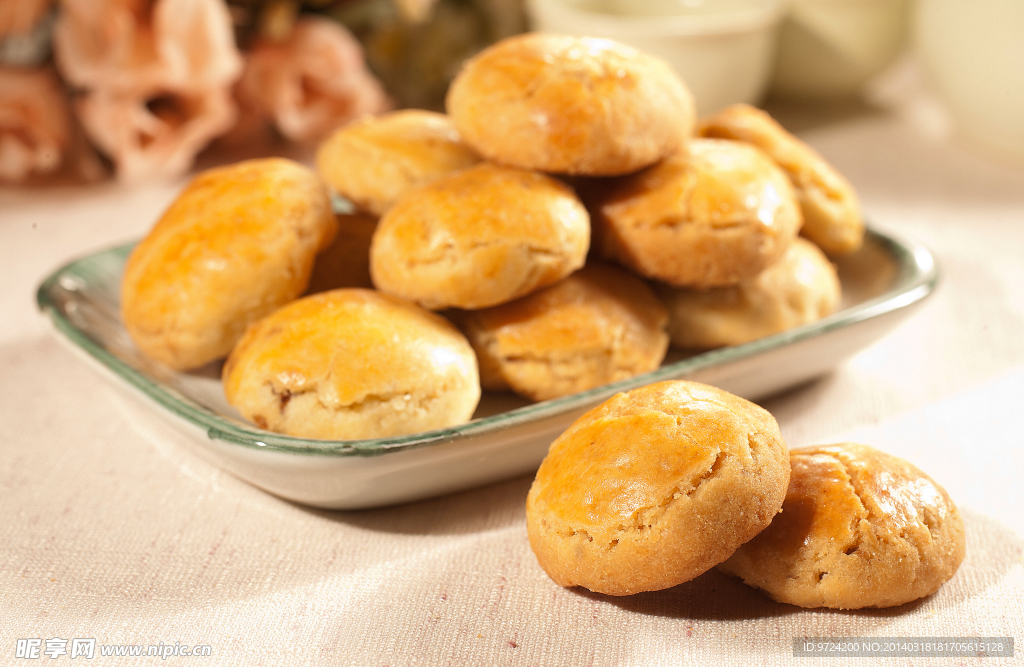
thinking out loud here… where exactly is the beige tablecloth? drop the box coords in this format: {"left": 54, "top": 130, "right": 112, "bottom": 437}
{"left": 3, "top": 67, "right": 1023, "bottom": 665}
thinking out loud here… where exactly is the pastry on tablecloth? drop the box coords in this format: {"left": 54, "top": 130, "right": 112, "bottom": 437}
{"left": 526, "top": 380, "right": 789, "bottom": 595}
{"left": 718, "top": 442, "right": 966, "bottom": 609}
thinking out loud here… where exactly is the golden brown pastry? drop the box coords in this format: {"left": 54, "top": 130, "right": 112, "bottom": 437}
{"left": 121, "top": 158, "right": 337, "bottom": 371}
{"left": 526, "top": 380, "right": 789, "bottom": 595}
{"left": 315, "top": 109, "right": 481, "bottom": 216}
{"left": 223, "top": 289, "right": 481, "bottom": 440}
{"left": 719, "top": 443, "right": 966, "bottom": 609}
{"left": 698, "top": 104, "right": 864, "bottom": 256}
{"left": 305, "top": 211, "right": 378, "bottom": 293}
{"left": 590, "top": 138, "right": 802, "bottom": 288}
{"left": 446, "top": 33, "right": 695, "bottom": 176}
{"left": 451, "top": 262, "right": 669, "bottom": 402}
{"left": 370, "top": 162, "right": 590, "bottom": 310}
{"left": 657, "top": 237, "right": 842, "bottom": 349}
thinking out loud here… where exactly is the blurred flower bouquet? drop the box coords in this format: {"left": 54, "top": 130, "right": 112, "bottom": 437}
{"left": 0, "top": 0, "right": 525, "bottom": 184}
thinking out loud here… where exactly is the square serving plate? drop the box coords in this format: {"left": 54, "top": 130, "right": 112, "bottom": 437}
{"left": 37, "top": 225, "right": 937, "bottom": 509}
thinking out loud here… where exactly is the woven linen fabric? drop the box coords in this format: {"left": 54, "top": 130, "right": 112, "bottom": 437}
{"left": 1, "top": 335, "right": 1023, "bottom": 666}
{"left": 4, "top": 80, "right": 1024, "bottom": 666}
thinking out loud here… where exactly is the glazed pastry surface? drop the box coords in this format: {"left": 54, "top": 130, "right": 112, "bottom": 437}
{"left": 591, "top": 138, "right": 802, "bottom": 288}
{"left": 223, "top": 289, "right": 480, "bottom": 440}
{"left": 454, "top": 262, "right": 669, "bottom": 401}
{"left": 658, "top": 237, "right": 841, "bottom": 349}
{"left": 526, "top": 380, "right": 789, "bottom": 595}
{"left": 121, "top": 158, "right": 337, "bottom": 370}
{"left": 316, "top": 109, "right": 481, "bottom": 216}
{"left": 699, "top": 103, "right": 863, "bottom": 256}
{"left": 447, "top": 33, "right": 695, "bottom": 176}
{"left": 370, "top": 162, "right": 590, "bottom": 310}
{"left": 719, "top": 442, "right": 966, "bottom": 609}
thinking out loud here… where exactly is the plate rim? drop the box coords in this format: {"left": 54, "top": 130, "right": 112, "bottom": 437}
{"left": 36, "top": 225, "right": 939, "bottom": 459}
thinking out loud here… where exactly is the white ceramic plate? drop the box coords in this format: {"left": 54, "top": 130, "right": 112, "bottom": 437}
{"left": 37, "top": 226, "right": 937, "bottom": 509}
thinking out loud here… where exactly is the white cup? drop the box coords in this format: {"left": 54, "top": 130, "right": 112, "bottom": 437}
{"left": 769, "top": 0, "right": 912, "bottom": 99}
{"left": 525, "top": 0, "right": 785, "bottom": 117}
{"left": 914, "top": 0, "right": 1024, "bottom": 165}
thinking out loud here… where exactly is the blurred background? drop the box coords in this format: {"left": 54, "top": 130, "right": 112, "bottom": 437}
{"left": 1, "top": 0, "right": 1021, "bottom": 186}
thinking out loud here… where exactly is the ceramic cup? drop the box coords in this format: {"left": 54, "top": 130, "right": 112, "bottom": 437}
{"left": 913, "top": 0, "right": 1024, "bottom": 166}
{"left": 769, "top": 0, "right": 912, "bottom": 99}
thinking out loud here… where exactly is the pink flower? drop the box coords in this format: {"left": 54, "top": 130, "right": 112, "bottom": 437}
{"left": 237, "top": 17, "right": 390, "bottom": 145}
{"left": 52, "top": 0, "right": 243, "bottom": 181}
{"left": 75, "top": 85, "right": 236, "bottom": 182}
{"left": 0, "top": 0, "right": 54, "bottom": 37}
{"left": 55, "top": 0, "right": 241, "bottom": 92}
{"left": 0, "top": 66, "right": 79, "bottom": 182}
{"left": 0, "top": 67, "right": 67, "bottom": 181}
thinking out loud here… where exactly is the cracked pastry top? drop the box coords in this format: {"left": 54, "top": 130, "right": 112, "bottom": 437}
{"left": 718, "top": 442, "right": 966, "bottom": 609}
{"left": 446, "top": 33, "right": 695, "bottom": 176}
{"left": 315, "top": 109, "right": 482, "bottom": 217}
{"left": 450, "top": 262, "right": 669, "bottom": 402}
{"left": 121, "top": 158, "right": 337, "bottom": 371}
{"left": 588, "top": 138, "right": 802, "bottom": 289}
{"left": 222, "top": 289, "right": 480, "bottom": 440}
{"left": 656, "top": 237, "right": 842, "bottom": 350}
{"left": 526, "top": 380, "right": 789, "bottom": 596}
{"left": 698, "top": 103, "right": 864, "bottom": 256}
{"left": 369, "top": 162, "right": 590, "bottom": 310}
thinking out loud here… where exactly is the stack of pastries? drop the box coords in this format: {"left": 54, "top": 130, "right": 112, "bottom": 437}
{"left": 120, "top": 32, "right": 965, "bottom": 609}
{"left": 121, "top": 32, "right": 861, "bottom": 440}
{"left": 526, "top": 382, "right": 965, "bottom": 609}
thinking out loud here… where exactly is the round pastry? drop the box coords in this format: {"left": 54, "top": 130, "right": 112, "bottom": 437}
{"left": 718, "top": 443, "right": 965, "bottom": 609}
{"left": 657, "top": 237, "right": 841, "bottom": 349}
{"left": 306, "top": 211, "right": 378, "bottom": 294}
{"left": 315, "top": 109, "right": 481, "bottom": 216}
{"left": 223, "top": 289, "right": 480, "bottom": 440}
{"left": 526, "top": 380, "right": 789, "bottom": 596}
{"left": 698, "top": 104, "right": 864, "bottom": 256}
{"left": 369, "top": 162, "right": 590, "bottom": 310}
{"left": 452, "top": 262, "right": 669, "bottom": 402}
{"left": 590, "top": 138, "right": 802, "bottom": 288}
{"left": 121, "top": 158, "right": 337, "bottom": 371}
{"left": 446, "top": 32, "right": 695, "bottom": 176}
